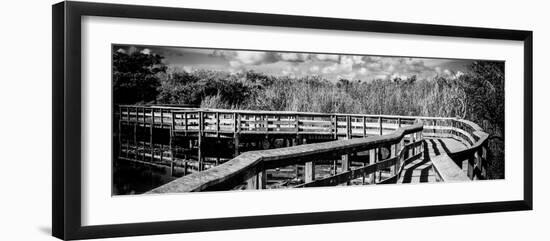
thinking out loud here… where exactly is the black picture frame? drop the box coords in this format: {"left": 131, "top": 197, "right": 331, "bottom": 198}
{"left": 52, "top": 1, "right": 533, "bottom": 240}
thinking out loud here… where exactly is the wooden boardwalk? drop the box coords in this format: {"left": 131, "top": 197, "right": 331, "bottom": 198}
{"left": 398, "top": 138, "right": 467, "bottom": 184}
{"left": 114, "top": 105, "right": 490, "bottom": 193}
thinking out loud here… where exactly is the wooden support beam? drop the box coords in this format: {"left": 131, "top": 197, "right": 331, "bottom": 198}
{"left": 294, "top": 136, "right": 302, "bottom": 179}
{"left": 118, "top": 119, "right": 122, "bottom": 158}
{"left": 467, "top": 155, "right": 475, "bottom": 179}
{"left": 258, "top": 169, "right": 267, "bottom": 189}
{"left": 133, "top": 121, "right": 137, "bottom": 159}
{"left": 305, "top": 161, "right": 315, "bottom": 183}
{"left": 369, "top": 148, "right": 377, "bottom": 184}
{"left": 246, "top": 171, "right": 258, "bottom": 189}
{"left": 362, "top": 160, "right": 366, "bottom": 184}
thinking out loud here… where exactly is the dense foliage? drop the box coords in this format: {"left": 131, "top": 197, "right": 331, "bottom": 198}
{"left": 113, "top": 48, "right": 167, "bottom": 104}
{"left": 113, "top": 50, "right": 505, "bottom": 178}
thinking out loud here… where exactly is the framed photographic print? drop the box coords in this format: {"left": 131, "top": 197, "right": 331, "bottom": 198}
{"left": 52, "top": 1, "right": 533, "bottom": 240}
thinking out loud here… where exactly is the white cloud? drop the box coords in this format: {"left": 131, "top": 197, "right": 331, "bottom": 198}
{"left": 313, "top": 54, "right": 340, "bottom": 62}
{"left": 229, "top": 60, "right": 242, "bottom": 68}
{"left": 140, "top": 48, "right": 151, "bottom": 55}
{"left": 233, "top": 51, "right": 278, "bottom": 65}
{"left": 350, "top": 56, "right": 366, "bottom": 65}
{"left": 309, "top": 65, "right": 320, "bottom": 73}
{"left": 279, "top": 53, "right": 310, "bottom": 62}
{"left": 359, "top": 67, "right": 368, "bottom": 75}
{"left": 322, "top": 64, "right": 339, "bottom": 74}
{"left": 390, "top": 73, "right": 407, "bottom": 80}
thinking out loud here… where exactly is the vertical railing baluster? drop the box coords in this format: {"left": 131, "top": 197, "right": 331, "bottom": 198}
{"left": 200, "top": 111, "right": 205, "bottom": 171}
{"left": 150, "top": 108, "right": 154, "bottom": 163}
{"left": 234, "top": 113, "right": 240, "bottom": 157}
{"left": 295, "top": 114, "right": 299, "bottom": 133}
{"left": 369, "top": 148, "right": 377, "bottom": 184}
{"left": 363, "top": 116, "right": 367, "bottom": 137}
{"left": 160, "top": 109, "right": 164, "bottom": 162}
{"left": 379, "top": 116, "right": 383, "bottom": 135}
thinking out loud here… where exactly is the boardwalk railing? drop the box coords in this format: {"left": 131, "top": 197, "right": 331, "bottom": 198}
{"left": 115, "top": 105, "right": 491, "bottom": 193}
{"left": 118, "top": 105, "right": 418, "bottom": 138}
{"left": 419, "top": 118, "right": 489, "bottom": 180}
{"left": 148, "top": 124, "right": 424, "bottom": 193}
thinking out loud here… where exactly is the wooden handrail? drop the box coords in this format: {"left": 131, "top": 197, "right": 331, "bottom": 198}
{"left": 148, "top": 124, "right": 423, "bottom": 193}
{"left": 431, "top": 154, "right": 471, "bottom": 182}
{"left": 119, "top": 104, "right": 467, "bottom": 120}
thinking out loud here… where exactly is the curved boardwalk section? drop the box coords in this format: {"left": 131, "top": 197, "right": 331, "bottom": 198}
{"left": 397, "top": 138, "right": 467, "bottom": 184}
{"left": 113, "top": 106, "right": 490, "bottom": 193}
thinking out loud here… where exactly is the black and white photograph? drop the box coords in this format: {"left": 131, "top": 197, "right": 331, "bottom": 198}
{"left": 112, "top": 44, "right": 505, "bottom": 195}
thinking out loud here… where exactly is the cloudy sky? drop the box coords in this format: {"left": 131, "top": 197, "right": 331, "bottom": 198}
{"left": 115, "top": 45, "right": 474, "bottom": 82}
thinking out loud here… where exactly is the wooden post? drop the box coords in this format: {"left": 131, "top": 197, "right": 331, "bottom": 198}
{"left": 363, "top": 116, "right": 367, "bottom": 137}
{"left": 369, "top": 148, "right": 377, "bottom": 184}
{"left": 264, "top": 114, "right": 269, "bottom": 133}
{"left": 346, "top": 115, "right": 351, "bottom": 138}
{"left": 246, "top": 170, "right": 258, "bottom": 189}
{"left": 125, "top": 123, "right": 130, "bottom": 158}
{"left": 305, "top": 162, "right": 315, "bottom": 183}
{"left": 341, "top": 153, "right": 350, "bottom": 185}
{"left": 150, "top": 108, "right": 154, "bottom": 162}
{"left": 333, "top": 115, "right": 338, "bottom": 140}
{"left": 170, "top": 159, "right": 174, "bottom": 177}
{"left": 295, "top": 114, "right": 300, "bottom": 133}
{"left": 303, "top": 138, "right": 315, "bottom": 183}
{"left": 198, "top": 111, "right": 203, "bottom": 171}
{"left": 481, "top": 144, "right": 487, "bottom": 178}
{"left": 389, "top": 144, "right": 396, "bottom": 175}
{"left": 362, "top": 160, "right": 366, "bottom": 184}
{"left": 379, "top": 117, "right": 383, "bottom": 135}
{"left": 216, "top": 112, "right": 220, "bottom": 138}
{"left": 258, "top": 168, "right": 267, "bottom": 189}
{"left": 342, "top": 118, "right": 351, "bottom": 185}
{"left": 118, "top": 118, "right": 122, "bottom": 158}
{"left": 169, "top": 112, "right": 174, "bottom": 175}
{"left": 133, "top": 121, "right": 137, "bottom": 159}
{"left": 234, "top": 113, "right": 241, "bottom": 157}
{"left": 467, "top": 155, "right": 475, "bottom": 179}
{"left": 294, "top": 136, "right": 301, "bottom": 179}
{"left": 160, "top": 109, "right": 164, "bottom": 162}
{"left": 474, "top": 146, "right": 486, "bottom": 180}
